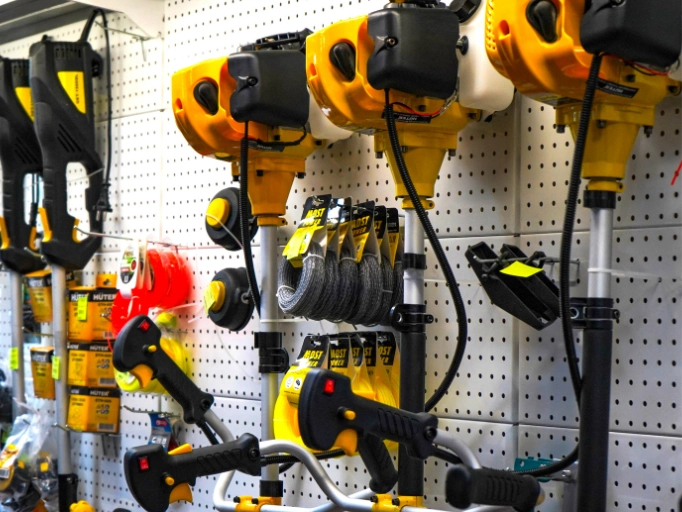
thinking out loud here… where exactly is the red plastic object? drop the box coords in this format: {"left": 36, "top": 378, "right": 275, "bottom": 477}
{"left": 144, "top": 249, "right": 171, "bottom": 308}
{"left": 111, "top": 292, "right": 149, "bottom": 335}
{"left": 157, "top": 251, "right": 191, "bottom": 309}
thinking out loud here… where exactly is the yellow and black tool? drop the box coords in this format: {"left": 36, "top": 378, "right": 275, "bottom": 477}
{"left": 124, "top": 434, "right": 261, "bottom": 512}
{"left": 298, "top": 368, "right": 541, "bottom": 512}
{"left": 0, "top": 57, "right": 43, "bottom": 275}
{"left": 486, "top": 0, "right": 679, "bottom": 193}
{"left": 486, "top": 1, "right": 681, "bottom": 510}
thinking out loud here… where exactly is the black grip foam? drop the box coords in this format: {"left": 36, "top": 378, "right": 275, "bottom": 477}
{"left": 446, "top": 465, "right": 540, "bottom": 512}
{"left": 357, "top": 435, "right": 398, "bottom": 493}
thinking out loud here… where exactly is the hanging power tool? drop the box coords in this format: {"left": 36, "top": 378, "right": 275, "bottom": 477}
{"left": 305, "top": 1, "right": 491, "bottom": 500}
{"left": 0, "top": 57, "right": 45, "bottom": 417}
{"left": 295, "top": 368, "right": 542, "bottom": 512}
{"left": 173, "top": 29, "right": 352, "bottom": 504}
{"left": 29, "top": 9, "right": 113, "bottom": 511}
{"left": 486, "top": 1, "right": 681, "bottom": 511}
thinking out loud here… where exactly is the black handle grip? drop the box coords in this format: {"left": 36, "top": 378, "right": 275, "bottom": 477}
{"left": 124, "top": 434, "right": 261, "bottom": 512}
{"left": 446, "top": 465, "right": 541, "bottom": 512}
{"left": 113, "top": 315, "right": 215, "bottom": 424}
{"left": 29, "top": 39, "right": 104, "bottom": 270}
{"left": 357, "top": 434, "right": 398, "bottom": 493}
{"left": 0, "top": 58, "right": 44, "bottom": 275}
{"left": 298, "top": 368, "right": 437, "bottom": 459}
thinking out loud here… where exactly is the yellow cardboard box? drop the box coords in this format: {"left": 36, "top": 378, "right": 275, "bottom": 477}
{"left": 67, "top": 387, "right": 120, "bottom": 434}
{"left": 30, "top": 347, "right": 55, "bottom": 400}
{"left": 67, "top": 274, "right": 117, "bottom": 341}
{"left": 26, "top": 270, "right": 76, "bottom": 323}
{"left": 67, "top": 342, "right": 115, "bottom": 388}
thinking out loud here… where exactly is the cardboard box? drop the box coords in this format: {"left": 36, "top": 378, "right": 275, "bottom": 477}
{"left": 67, "top": 387, "right": 120, "bottom": 434}
{"left": 26, "top": 270, "right": 76, "bottom": 323}
{"left": 67, "top": 343, "right": 115, "bottom": 388}
{"left": 30, "top": 347, "right": 55, "bottom": 400}
{"left": 67, "top": 274, "right": 117, "bottom": 341}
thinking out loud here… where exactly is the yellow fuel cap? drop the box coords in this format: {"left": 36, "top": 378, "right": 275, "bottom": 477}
{"left": 203, "top": 280, "right": 226, "bottom": 313}
{"left": 206, "top": 198, "right": 230, "bottom": 228}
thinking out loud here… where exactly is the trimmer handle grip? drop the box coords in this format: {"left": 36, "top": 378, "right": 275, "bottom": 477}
{"left": 124, "top": 434, "right": 261, "bottom": 512}
{"left": 29, "top": 39, "right": 104, "bottom": 270}
{"left": 0, "top": 58, "right": 44, "bottom": 274}
{"left": 446, "top": 465, "right": 541, "bottom": 512}
{"left": 113, "top": 315, "right": 215, "bottom": 425}
{"left": 298, "top": 368, "right": 437, "bottom": 459}
{"left": 357, "top": 434, "right": 398, "bottom": 493}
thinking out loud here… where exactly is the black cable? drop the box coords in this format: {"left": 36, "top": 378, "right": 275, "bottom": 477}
{"left": 198, "top": 421, "right": 220, "bottom": 446}
{"left": 239, "top": 121, "right": 261, "bottom": 313}
{"left": 81, "top": 9, "right": 113, "bottom": 218}
{"left": 251, "top": 126, "right": 308, "bottom": 150}
{"left": 513, "top": 53, "right": 603, "bottom": 479}
{"left": 383, "top": 90, "right": 467, "bottom": 412}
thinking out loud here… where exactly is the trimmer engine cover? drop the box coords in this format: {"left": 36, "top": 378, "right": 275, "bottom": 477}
{"left": 581, "top": 0, "right": 681, "bottom": 68}
{"left": 367, "top": 6, "right": 459, "bottom": 99}
{"left": 228, "top": 50, "right": 309, "bottom": 128}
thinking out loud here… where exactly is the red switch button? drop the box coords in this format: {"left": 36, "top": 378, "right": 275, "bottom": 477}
{"left": 323, "top": 378, "right": 335, "bottom": 395}
{"left": 139, "top": 320, "right": 151, "bottom": 332}
{"left": 138, "top": 456, "right": 150, "bottom": 471}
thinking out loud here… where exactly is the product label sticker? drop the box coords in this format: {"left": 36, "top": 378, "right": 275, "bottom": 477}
{"left": 9, "top": 348, "right": 18, "bottom": 371}
{"left": 51, "top": 356, "right": 61, "bottom": 381}
{"left": 77, "top": 296, "right": 88, "bottom": 322}
{"left": 597, "top": 79, "right": 638, "bottom": 99}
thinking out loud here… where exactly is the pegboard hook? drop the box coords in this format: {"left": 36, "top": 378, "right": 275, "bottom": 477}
{"left": 94, "top": 21, "right": 151, "bottom": 61}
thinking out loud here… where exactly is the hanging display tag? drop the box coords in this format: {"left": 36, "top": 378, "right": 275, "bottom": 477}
{"left": 283, "top": 195, "right": 332, "bottom": 268}
{"left": 352, "top": 201, "right": 380, "bottom": 262}
{"left": 117, "top": 239, "right": 147, "bottom": 298}
{"left": 386, "top": 208, "right": 402, "bottom": 267}
{"left": 374, "top": 205, "right": 393, "bottom": 268}
{"left": 326, "top": 199, "right": 342, "bottom": 262}
{"left": 8, "top": 348, "right": 18, "bottom": 371}
{"left": 51, "top": 356, "right": 61, "bottom": 381}
{"left": 147, "top": 413, "right": 178, "bottom": 451}
{"left": 329, "top": 335, "right": 352, "bottom": 376}
{"left": 76, "top": 296, "right": 88, "bottom": 321}
{"left": 281, "top": 335, "right": 330, "bottom": 407}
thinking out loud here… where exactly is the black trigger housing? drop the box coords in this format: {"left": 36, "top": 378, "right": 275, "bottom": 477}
{"left": 0, "top": 58, "right": 45, "bottom": 274}
{"left": 29, "top": 39, "right": 104, "bottom": 270}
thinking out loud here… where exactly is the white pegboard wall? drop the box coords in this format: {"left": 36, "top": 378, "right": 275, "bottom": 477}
{"left": 0, "top": 0, "right": 678, "bottom": 511}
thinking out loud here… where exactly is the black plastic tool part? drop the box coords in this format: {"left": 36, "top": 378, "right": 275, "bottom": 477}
{"left": 124, "top": 434, "right": 261, "bottom": 512}
{"left": 29, "top": 39, "right": 104, "bottom": 270}
{"left": 330, "top": 42, "right": 356, "bottom": 81}
{"left": 446, "top": 465, "right": 541, "bottom": 512}
{"left": 208, "top": 268, "right": 255, "bottom": 331}
{"left": 228, "top": 50, "right": 309, "bottom": 128}
{"left": 367, "top": 6, "right": 459, "bottom": 100}
{"left": 193, "top": 80, "right": 219, "bottom": 115}
{"left": 254, "top": 332, "right": 288, "bottom": 374}
{"left": 581, "top": 0, "right": 681, "bottom": 68}
{"left": 466, "top": 242, "right": 559, "bottom": 331}
{"left": 58, "top": 473, "right": 79, "bottom": 512}
{"left": 205, "top": 187, "right": 257, "bottom": 251}
{"left": 499, "top": 244, "right": 560, "bottom": 317}
{"left": 113, "top": 315, "right": 214, "bottom": 424}
{"left": 356, "top": 432, "right": 399, "bottom": 493}
{"left": 298, "top": 368, "right": 437, "bottom": 460}
{"left": 449, "top": 0, "right": 481, "bottom": 23}
{"left": 526, "top": 0, "right": 558, "bottom": 43}
{"left": 0, "top": 58, "right": 44, "bottom": 275}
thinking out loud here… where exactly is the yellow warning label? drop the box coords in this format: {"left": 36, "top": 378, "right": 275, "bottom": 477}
{"left": 57, "top": 71, "right": 86, "bottom": 114}
{"left": 500, "top": 261, "right": 543, "bottom": 279}
{"left": 14, "top": 87, "right": 34, "bottom": 121}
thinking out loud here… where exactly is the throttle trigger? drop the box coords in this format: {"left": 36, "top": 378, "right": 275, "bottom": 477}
{"left": 169, "top": 483, "right": 193, "bottom": 504}
{"left": 130, "top": 364, "right": 155, "bottom": 388}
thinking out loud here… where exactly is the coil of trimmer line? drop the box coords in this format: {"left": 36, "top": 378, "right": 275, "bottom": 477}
{"left": 277, "top": 241, "right": 326, "bottom": 317}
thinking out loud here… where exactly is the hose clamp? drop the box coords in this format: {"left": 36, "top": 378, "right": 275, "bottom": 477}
{"left": 569, "top": 297, "right": 619, "bottom": 331}
{"left": 390, "top": 304, "right": 434, "bottom": 334}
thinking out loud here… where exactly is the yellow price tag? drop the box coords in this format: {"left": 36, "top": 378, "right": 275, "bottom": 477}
{"left": 203, "top": 286, "right": 216, "bottom": 316}
{"left": 77, "top": 296, "right": 88, "bottom": 321}
{"left": 500, "top": 261, "right": 543, "bottom": 279}
{"left": 52, "top": 356, "right": 61, "bottom": 380}
{"left": 9, "top": 348, "right": 18, "bottom": 371}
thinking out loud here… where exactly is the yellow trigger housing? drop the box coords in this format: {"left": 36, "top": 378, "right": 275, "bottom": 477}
{"left": 172, "top": 41, "right": 321, "bottom": 226}
{"left": 486, "top": 0, "right": 680, "bottom": 192}
{"left": 306, "top": 8, "right": 480, "bottom": 209}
